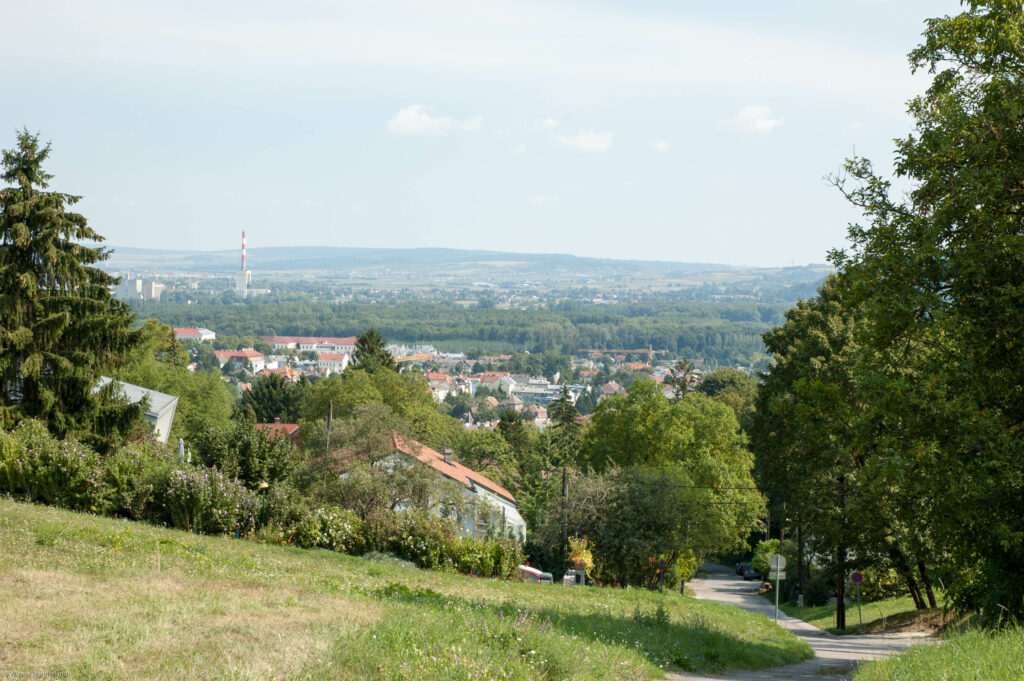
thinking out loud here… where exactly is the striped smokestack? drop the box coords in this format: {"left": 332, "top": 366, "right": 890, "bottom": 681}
{"left": 241, "top": 230, "right": 247, "bottom": 271}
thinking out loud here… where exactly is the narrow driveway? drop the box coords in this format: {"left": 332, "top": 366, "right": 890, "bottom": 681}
{"left": 667, "top": 563, "right": 931, "bottom": 681}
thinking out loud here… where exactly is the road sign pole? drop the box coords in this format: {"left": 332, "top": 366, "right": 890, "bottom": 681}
{"left": 775, "top": 572, "right": 780, "bottom": 621}
{"left": 857, "top": 583, "right": 862, "bottom": 633}
{"left": 769, "top": 553, "right": 786, "bottom": 622}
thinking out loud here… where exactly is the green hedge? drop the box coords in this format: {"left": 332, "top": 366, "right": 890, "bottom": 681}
{"left": 0, "top": 422, "right": 524, "bottom": 580}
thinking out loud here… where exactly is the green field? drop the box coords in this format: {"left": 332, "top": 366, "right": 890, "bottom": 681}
{"left": 778, "top": 594, "right": 946, "bottom": 635}
{"left": 0, "top": 499, "right": 811, "bottom": 680}
{"left": 854, "top": 628, "right": 1024, "bottom": 680}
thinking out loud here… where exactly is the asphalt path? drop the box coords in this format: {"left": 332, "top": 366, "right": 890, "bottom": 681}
{"left": 666, "top": 563, "right": 932, "bottom": 681}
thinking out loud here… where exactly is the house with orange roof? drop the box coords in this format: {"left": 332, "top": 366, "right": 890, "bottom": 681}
{"left": 255, "top": 418, "right": 302, "bottom": 447}
{"left": 256, "top": 366, "right": 303, "bottom": 383}
{"left": 389, "top": 436, "right": 526, "bottom": 541}
{"left": 317, "top": 352, "right": 350, "bottom": 376}
{"left": 173, "top": 327, "right": 215, "bottom": 342}
{"left": 215, "top": 349, "right": 265, "bottom": 372}
{"left": 625, "top": 361, "right": 651, "bottom": 371}
{"left": 329, "top": 434, "right": 526, "bottom": 541}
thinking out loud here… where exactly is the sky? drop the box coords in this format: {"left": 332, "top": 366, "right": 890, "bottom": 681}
{"left": 2, "top": 0, "right": 964, "bottom": 267}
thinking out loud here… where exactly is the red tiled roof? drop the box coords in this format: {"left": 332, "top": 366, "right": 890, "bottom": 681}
{"left": 392, "top": 435, "right": 516, "bottom": 504}
{"left": 255, "top": 422, "right": 300, "bottom": 437}
{"left": 215, "top": 349, "right": 264, "bottom": 359}
{"left": 174, "top": 327, "right": 201, "bottom": 335}
{"left": 318, "top": 352, "right": 347, "bottom": 362}
{"left": 426, "top": 372, "right": 450, "bottom": 380}
{"left": 262, "top": 335, "right": 357, "bottom": 346}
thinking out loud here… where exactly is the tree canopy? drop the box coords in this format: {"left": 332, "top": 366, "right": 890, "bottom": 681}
{"left": 751, "top": 1, "right": 1024, "bottom": 623}
{"left": 0, "top": 130, "right": 142, "bottom": 446}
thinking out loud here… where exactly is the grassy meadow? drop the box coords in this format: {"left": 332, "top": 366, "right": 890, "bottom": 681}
{"left": 854, "top": 628, "right": 1024, "bottom": 681}
{"left": 779, "top": 593, "right": 947, "bottom": 635}
{"left": 0, "top": 498, "right": 811, "bottom": 680}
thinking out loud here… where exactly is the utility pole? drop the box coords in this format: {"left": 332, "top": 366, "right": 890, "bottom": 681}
{"left": 836, "top": 476, "right": 847, "bottom": 631}
{"left": 561, "top": 467, "right": 568, "bottom": 570}
{"left": 798, "top": 526, "right": 805, "bottom": 608}
{"left": 323, "top": 400, "right": 333, "bottom": 485}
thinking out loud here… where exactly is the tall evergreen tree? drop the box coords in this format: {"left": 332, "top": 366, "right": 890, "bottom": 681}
{"left": 352, "top": 327, "right": 396, "bottom": 374}
{"left": 0, "top": 130, "right": 142, "bottom": 442}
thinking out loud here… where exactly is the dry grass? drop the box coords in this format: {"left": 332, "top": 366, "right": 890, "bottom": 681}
{"left": 1, "top": 565, "right": 380, "bottom": 679}
{"left": 0, "top": 499, "right": 812, "bottom": 679}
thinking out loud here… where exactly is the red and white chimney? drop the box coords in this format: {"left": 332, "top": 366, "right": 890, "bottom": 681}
{"left": 241, "top": 230, "right": 247, "bottom": 271}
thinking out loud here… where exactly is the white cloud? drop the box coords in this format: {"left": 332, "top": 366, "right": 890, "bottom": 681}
{"left": 529, "top": 194, "right": 558, "bottom": 204}
{"left": 512, "top": 143, "right": 526, "bottom": 155}
{"left": 386, "top": 105, "right": 481, "bottom": 136}
{"left": 649, "top": 138, "right": 671, "bottom": 153}
{"left": 552, "top": 129, "right": 613, "bottom": 153}
{"left": 716, "top": 105, "right": 784, "bottom": 135}
{"left": 534, "top": 118, "right": 560, "bottom": 132}
{"left": 849, "top": 120, "right": 863, "bottom": 131}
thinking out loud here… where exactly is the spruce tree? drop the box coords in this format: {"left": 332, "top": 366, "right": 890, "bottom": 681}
{"left": 352, "top": 327, "right": 397, "bottom": 374}
{"left": 0, "top": 129, "right": 142, "bottom": 443}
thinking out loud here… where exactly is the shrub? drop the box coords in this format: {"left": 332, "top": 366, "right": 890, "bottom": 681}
{"left": 0, "top": 421, "right": 105, "bottom": 511}
{"left": 102, "top": 441, "right": 180, "bottom": 520}
{"left": 860, "top": 565, "right": 908, "bottom": 602}
{"left": 356, "top": 509, "right": 524, "bottom": 578}
{"left": 361, "top": 511, "right": 400, "bottom": 554}
{"left": 158, "top": 466, "right": 248, "bottom": 534}
{"left": 752, "top": 539, "right": 780, "bottom": 580}
{"left": 390, "top": 512, "right": 457, "bottom": 570}
{"left": 490, "top": 538, "right": 526, "bottom": 579}
{"left": 291, "top": 506, "right": 365, "bottom": 554}
{"left": 677, "top": 551, "right": 698, "bottom": 584}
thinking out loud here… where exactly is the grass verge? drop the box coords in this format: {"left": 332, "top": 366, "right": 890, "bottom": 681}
{"left": 0, "top": 499, "right": 812, "bottom": 680}
{"left": 853, "top": 628, "right": 1024, "bottom": 680}
{"left": 778, "top": 594, "right": 946, "bottom": 635}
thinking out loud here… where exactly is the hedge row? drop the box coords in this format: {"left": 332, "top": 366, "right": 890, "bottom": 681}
{"left": 0, "top": 421, "right": 523, "bottom": 579}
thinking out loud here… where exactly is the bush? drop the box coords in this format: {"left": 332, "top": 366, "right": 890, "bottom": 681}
{"left": 860, "top": 565, "right": 908, "bottom": 602}
{"left": 390, "top": 513, "right": 459, "bottom": 571}
{"left": 291, "top": 506, "right": 365, "bottom": 554}
{"left": 0, "top": 421, "right": 105, "bottom": 511}
{"left": 102, "top": 441, "right": 180, "bottom": 520}
{"left": 158, "top": 466, "right": 248, "bottom": 534}
{"left": 677, "top": 552, "right": 698, "bottom": 584}
{"left": 354, "top": 509, "right": 523, "bottom": 578}
{"left": 489, "top": 538, "right": 526, "bottom": 579}
{"left": 752, "top": 538, "right": 780, "bottom": 580}
{"left": 361, "top": 512, "right": 401, "bottom": 554}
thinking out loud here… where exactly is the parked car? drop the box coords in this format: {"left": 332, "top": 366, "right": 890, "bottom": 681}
{"left": 738, "top": 563, "right": 760, "bottom": 581}
{"left": 518, "top": 565, "right": 553, "bottom": 584}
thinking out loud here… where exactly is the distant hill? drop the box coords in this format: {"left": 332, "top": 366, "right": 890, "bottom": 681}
{"left": 103, "top": 245, "right": 816, "bottom": 280}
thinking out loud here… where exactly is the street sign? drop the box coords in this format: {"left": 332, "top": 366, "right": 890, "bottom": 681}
{"left": 769, "top": 571, "right": 786, "bottom": 580}
{"left": 770, "top": 554, "right": 786, "bottom": 570}
{"left": 849, "top": 573, "right": 865, "bottom": 632}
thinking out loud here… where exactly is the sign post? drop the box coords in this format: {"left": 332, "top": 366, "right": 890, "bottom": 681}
{"left": 769, "top": 554, "right": 786, "bottom": 621}
{"left": 850, "top": 572, "right": 864, "bottom": 633}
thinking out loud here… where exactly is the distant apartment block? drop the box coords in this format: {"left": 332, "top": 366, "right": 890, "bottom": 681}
{"left": 173, "top": 327, "right": 216, "bottom": 343}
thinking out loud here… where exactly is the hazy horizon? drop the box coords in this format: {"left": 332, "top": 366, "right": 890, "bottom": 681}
{"left": 4, "top": 0, "right": 961, "bottom": 268}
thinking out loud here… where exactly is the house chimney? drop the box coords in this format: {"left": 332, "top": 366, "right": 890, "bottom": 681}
{"left": 443, "top": 448, "right": 453, "bottom": 464}
{"left": 274, "top": 417, "right": 281, "bottom": 424}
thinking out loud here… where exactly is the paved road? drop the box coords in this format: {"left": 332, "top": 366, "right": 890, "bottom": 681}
{"left": 666, "top": 563, "right": 931, "bottom": 681}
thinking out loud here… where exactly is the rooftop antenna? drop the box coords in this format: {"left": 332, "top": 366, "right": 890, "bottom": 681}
{"left": 241, "top": 230, "right": 247, "bottom": 271}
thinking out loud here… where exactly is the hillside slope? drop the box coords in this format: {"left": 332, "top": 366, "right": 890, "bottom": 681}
{"left": 0, "top": 499, "right": 811, "bottom": 680}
